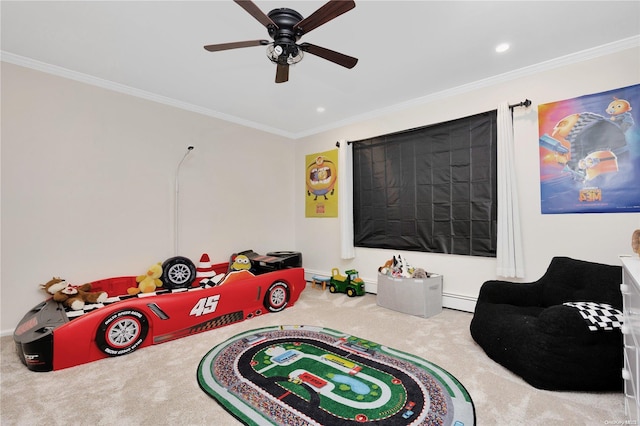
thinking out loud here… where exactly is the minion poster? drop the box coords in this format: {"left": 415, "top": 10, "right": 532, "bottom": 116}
{"left": 305, "top": 149, "right": 338, "bottom": 217}
{"left": 538, "top": 84, "right": 640, "bottom": 214}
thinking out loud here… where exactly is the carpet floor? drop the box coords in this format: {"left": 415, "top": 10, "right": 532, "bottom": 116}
{"left": 0, "top": 283, "right": 625, "bottom": 425}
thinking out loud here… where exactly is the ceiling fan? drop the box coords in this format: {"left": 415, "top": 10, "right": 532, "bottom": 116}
{"left": 204, "top": 0, "right": 358, "bottom": 83}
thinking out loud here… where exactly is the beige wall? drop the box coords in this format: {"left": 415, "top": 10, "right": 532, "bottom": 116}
{"left": 294, "top": 47, "right": 640, "bottom": 310}
{"left": 2, "top": 46, "right": 640, "bottom": 332}
{"left": 1, "top": 63, "right": 296, "bottom": 333}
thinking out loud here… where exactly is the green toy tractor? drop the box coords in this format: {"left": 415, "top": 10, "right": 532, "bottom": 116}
{"left": 329, "top": 268, "right": 365, "bottom": 297}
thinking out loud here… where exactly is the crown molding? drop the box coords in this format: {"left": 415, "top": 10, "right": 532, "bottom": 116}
{"left": 294, "top": 35, "right": 640, "bottom": 139}
{"left": 2, "top": 35, "right": 638, "bottom": 140}
{"left": 0, "top": 51, "right": 297, "bottom": 139}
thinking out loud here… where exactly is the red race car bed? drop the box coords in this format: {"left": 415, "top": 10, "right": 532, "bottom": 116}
{"left": 14, "top": 250, "right": 305, "bottom": 371}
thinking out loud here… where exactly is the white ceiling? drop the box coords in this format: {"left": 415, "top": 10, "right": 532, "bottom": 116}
{"left": 2, "top": 1, "right": 639, "bottom": 138}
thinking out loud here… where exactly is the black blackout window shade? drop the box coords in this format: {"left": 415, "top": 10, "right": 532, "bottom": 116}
{"left": 352, "top": 110, "right": 497, "bottom": 257}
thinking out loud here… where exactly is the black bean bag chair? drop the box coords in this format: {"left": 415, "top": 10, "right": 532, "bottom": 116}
{"left": 470, "top": 256, "right": 623, "bottom": 391}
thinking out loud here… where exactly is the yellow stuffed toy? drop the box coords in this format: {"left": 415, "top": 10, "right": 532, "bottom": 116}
{"left": 128, "top": 262, "right": 163, "bottom": 295}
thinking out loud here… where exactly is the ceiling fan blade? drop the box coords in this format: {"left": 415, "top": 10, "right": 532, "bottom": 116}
{"left": 204, "top": 40, "right": 269, "bottom": 52}
{"left": 299, "top": 43, "right": 358, "bottom": 69}
{"left": 275, "top": 63, "right": 289, "bottom": 83}
{"left": 233, "top": 0, "right": 278, "bottom": 29}
{"left": 294, "top": 0, "right": 355, "bottom": 36}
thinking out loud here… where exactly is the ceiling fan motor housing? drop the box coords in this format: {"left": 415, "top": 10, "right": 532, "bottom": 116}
{"left": 267, "top": 8, "right": 304, "bottom": 64}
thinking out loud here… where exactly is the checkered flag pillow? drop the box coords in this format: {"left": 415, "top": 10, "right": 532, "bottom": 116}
{"left": 563, "top": 301, "right": 623, "bottom": 331}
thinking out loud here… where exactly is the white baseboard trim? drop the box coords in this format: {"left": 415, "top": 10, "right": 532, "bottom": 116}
{"left": 2, "top": 273, "right": 476, "bottom": 338}
{"left": 2, "top": 270, "right": 475, "bottom": 337}
{"left": 442, "top": 293, "right": 476, "bottom": 313}
{"left": 304, "top": 269, "right": 477, "bottom": 313}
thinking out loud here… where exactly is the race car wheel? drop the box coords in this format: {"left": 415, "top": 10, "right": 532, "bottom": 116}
{"left": 161, "top": 256, "right": 196, "bottom": 289}
{"left": 264, "top": 281, "right": 290, "bottom": 313}
{"left": 96, "top": 309, "right": 149, "bottom": 356}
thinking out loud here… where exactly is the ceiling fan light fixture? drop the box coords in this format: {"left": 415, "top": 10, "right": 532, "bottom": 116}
{"left": 266, "top": 43, "right": 303, "bottom": 65}
{"left": 287, "top": 51, "right": 303, "bottom": 65}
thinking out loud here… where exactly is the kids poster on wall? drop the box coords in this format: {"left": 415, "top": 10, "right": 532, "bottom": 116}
{"left": 538, "top": 84, "right": 640, "bottom": 214}
{"left": 305, "top": 149, "right": 338, "bottom": 217}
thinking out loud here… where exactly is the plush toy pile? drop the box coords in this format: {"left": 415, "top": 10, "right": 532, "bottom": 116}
{"left": 378, "top": 255, "right": 429, "bottom": 279}
{"left": 41, "top": 277, "right": 108, "bottom": 311}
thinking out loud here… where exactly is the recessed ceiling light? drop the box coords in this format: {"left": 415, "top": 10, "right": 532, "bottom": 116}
{"left": 316, "top": 107, "right": 326, "bottom": 113}
{"left": 495, "top": 43, "right": 510, "bottom": 53}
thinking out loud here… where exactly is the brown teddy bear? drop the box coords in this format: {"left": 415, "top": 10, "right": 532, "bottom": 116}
{"left": 41, "top": 277, "right": 108, "bottom": 311}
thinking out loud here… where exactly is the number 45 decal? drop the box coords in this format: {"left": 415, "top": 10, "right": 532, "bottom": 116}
{"left": 190, "top": 295, "right": 220, "bottom": 317}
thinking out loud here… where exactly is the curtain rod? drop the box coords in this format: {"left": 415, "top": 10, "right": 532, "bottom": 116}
{"left": 509, "top": 99, "right": 532, "bottom": 109}
{"left": 336, "top": 100, "right": 532, "bottom": 147}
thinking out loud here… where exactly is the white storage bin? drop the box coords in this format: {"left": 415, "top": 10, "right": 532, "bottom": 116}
{"left": 376, "top": 273, "right": 443, "bottom": 318}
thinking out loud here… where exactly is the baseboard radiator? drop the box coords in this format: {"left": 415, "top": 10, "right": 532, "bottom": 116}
{"left": 304, "top": 270, "right": 477, "bottom": 313}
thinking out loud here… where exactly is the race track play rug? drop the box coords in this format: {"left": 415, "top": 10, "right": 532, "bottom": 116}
{"left": 197, "top": 325, "right": 475, "bottom": 425}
